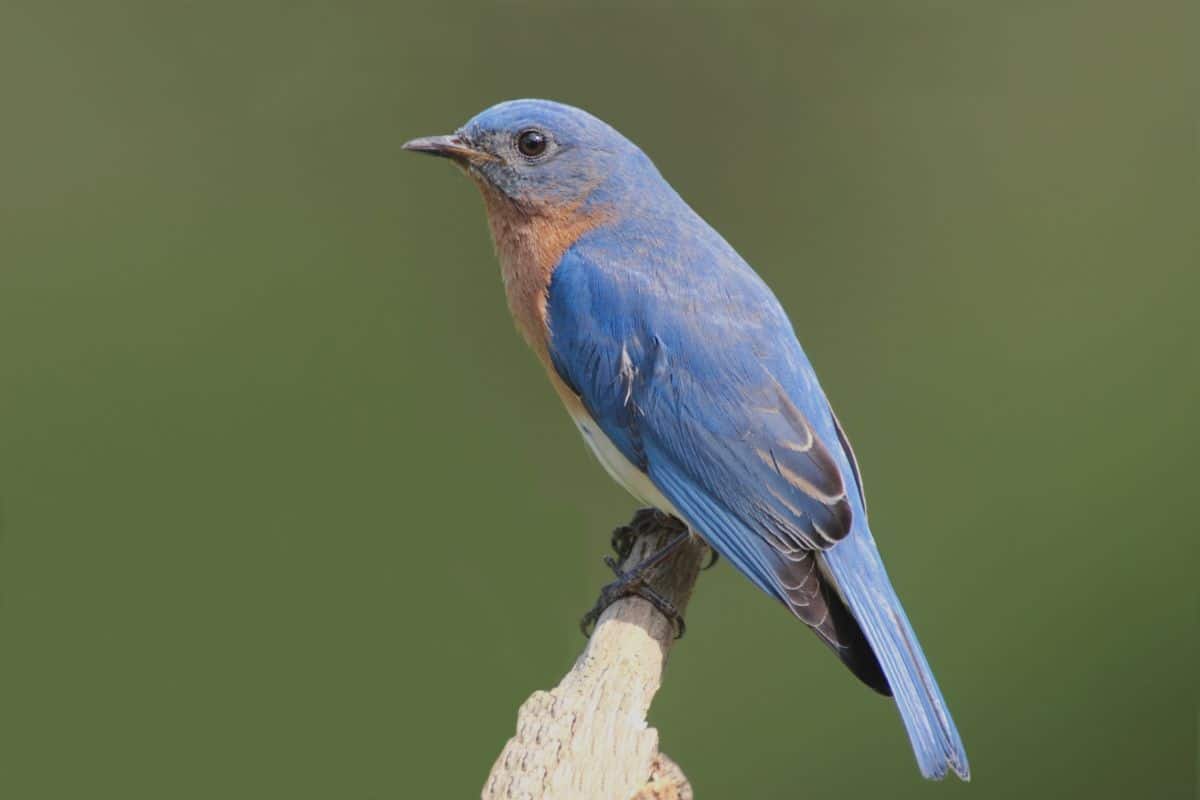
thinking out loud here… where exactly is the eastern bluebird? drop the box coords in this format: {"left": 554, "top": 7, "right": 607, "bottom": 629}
{"left": 404, "top": 99, "right": 969, "bottom": 780}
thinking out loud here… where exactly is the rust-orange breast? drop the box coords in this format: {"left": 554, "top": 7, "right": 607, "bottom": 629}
{"left": 474, "top": 181, "right": 608, "bottom": 374}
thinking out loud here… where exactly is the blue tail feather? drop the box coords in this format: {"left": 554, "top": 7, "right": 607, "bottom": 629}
{"left": 822, "top": 527, "right": 970, "bottom": 780}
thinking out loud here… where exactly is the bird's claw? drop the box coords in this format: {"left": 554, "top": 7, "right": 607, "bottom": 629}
{"left": 609, "top": 508, "right": 672, "bottom": 562}
{"left": 610, "top": 524, "right": 638, "bottom": 564}
{"left": 615, "top": 509, "right": 715, "bottom": 570}
{"left": 582, "top": 509, "right": 692, "bottom": 638}
{"left": 580, "top": 549, "right": 687, "bottom": 640}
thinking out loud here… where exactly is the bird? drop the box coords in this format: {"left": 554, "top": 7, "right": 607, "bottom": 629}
{"left": 404, "top": 99, "right": 969, "bottom": 781}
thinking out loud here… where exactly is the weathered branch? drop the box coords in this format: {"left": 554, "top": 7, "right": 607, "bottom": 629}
{"left": 483, "top": 509, "right": 708, "bottom": 800}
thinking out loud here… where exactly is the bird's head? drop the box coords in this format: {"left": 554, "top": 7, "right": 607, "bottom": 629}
{"left": 404, "top": 99, "right": 655, "bottom": 215}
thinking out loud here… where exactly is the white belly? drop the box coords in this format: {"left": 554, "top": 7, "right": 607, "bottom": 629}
{"left": 568, "top": 409, "right": 681, "bottom": 517}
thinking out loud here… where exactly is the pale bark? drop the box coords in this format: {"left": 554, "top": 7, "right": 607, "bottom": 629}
{"left": 482, "top": 510, "right": 707, "bottom": 800}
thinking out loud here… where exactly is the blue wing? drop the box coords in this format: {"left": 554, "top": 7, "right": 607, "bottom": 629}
{"left": 547, "top": 234, "right": 969, "bottom": 780}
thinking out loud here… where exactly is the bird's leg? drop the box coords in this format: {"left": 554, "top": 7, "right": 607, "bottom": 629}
{"left": 610, "top": 507, "right": 673, "bottom": 561}
{"left": 613, "top": 508, "right": 718, "bottom": 569}
{"left": 581, "top": 527, "right": 692, "bottom": 640}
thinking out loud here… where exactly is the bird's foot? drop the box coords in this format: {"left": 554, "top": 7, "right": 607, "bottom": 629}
{"left": 610, "top": 522, "right": 639, "bottom": 565}
{"left": 579, "top": 556, "right": 686, "bottom": 640}
{"left": 610, "top": 507, "right": 686, "bottom": 561}
{"left": 582, "top": 522, "right": 692, "bottom": 640}
{"left": 611, "top": 508, "right": 717, "bottom": 570}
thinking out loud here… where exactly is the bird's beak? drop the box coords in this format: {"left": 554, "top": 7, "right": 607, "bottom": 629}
{"left": 402, "top": 133, "right": 494, "bottom": 165}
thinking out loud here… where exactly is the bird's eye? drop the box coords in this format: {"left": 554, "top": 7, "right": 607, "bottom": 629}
{"left": 516, "top": 129, "right": 548, "bottom": 158}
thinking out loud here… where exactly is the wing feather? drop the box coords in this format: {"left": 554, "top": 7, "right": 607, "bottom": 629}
{"left": 547, "top": 244, "right": 886, "bottom": 690}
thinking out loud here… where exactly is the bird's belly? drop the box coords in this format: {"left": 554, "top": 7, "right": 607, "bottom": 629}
{"left": 567, "top": 408, "right": 681, "bottom": 517}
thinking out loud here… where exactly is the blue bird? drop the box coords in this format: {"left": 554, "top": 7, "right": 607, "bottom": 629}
{"left": 404, "top": 99, "right": 970, "bottom": 781}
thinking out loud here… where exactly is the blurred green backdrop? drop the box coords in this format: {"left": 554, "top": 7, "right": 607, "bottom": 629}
{"left": 1, "top": 1, "right": 1195, "bottom": 798}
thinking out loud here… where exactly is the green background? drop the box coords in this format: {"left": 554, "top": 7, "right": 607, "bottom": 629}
{"left": 1, "top": 2, "right": 1194, "bottom": 797}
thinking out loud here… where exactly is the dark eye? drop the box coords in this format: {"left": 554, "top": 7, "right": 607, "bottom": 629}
{"left": 516, "top": 129, "right": 548, "bottom": 158}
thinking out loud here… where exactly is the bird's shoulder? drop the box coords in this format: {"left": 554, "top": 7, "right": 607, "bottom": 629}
{"left": 549, "top": 214, "right": 791, "bottom": 346}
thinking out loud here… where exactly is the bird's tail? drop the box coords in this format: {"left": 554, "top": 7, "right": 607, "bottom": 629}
{"left": 821, "top": 527, "right": 970, "bottom": 781}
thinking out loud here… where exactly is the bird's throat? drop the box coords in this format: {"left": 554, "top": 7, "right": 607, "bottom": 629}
{"left": 474, "top": 183, "right": 606, "bottom": 365}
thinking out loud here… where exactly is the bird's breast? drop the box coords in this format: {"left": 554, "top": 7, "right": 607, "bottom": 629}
{"left": 475, "top": 185, "right": 607, "bottom": 367}
{"left": 474, "top": 187, "right": 674, "bottom": 512}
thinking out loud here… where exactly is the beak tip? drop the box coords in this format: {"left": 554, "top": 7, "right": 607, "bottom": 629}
{"left": 401, "top": 136, "right": 434, "bottom": 153}
{"left": 402, "top": 133, "right": 490, "bottom": 164}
